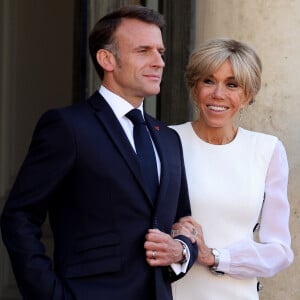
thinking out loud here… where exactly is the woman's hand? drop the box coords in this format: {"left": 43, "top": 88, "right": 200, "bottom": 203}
{"left": 171, "top": 216, "right": 197, "bottom": 243}
{"left": 172, "top": 216, "right": 215, "bottom": 267}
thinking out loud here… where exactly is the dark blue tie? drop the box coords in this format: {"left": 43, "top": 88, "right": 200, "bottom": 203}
{"left": 126, "top": 109, "right": 158, "bottom": 203}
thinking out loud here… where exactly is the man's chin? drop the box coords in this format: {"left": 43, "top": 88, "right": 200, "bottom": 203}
{"left": 145, "top": 87, "right": 161, "bottom": 97}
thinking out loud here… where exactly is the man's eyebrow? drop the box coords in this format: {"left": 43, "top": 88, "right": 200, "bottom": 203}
{"left": 134, "top": 45, "right": 166, "bottom": 52}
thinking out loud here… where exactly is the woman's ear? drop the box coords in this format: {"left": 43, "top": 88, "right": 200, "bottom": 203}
{"left": 191, "top": 86, "right": 197, "bottom": 101}
{"left": 96, "top": 49, "right": 116, "bottom": 72}
{"left": 241, "top": 94, "right": 253, "bottom": 108}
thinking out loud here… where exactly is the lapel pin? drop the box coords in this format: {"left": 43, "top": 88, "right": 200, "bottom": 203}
{"left": 154, "top": 126, "right": 160, "bottom": 131}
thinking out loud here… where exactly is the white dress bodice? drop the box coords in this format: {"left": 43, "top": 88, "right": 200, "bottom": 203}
{"left": 171, "top": 122, "right": 278, "bottom": 300}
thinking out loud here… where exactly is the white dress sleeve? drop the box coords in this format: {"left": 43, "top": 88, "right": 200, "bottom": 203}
{"left": 217, "top": 140, "right": 294, "bottom": 279}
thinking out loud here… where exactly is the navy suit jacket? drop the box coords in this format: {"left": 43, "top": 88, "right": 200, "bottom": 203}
{"left": 1, "top": 92, "right": 197, "bottom": 300}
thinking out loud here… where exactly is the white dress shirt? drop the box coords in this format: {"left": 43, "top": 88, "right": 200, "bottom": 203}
{"left": 99, "top": 86, "right": 161, "bottom": 180}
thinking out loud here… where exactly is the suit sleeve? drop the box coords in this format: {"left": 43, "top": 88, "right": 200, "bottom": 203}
{"left": 1, "top": 109, "right": 75, "bottom": 299}
{"left": 169, "top": 131, "right": 198, "bottom": 282}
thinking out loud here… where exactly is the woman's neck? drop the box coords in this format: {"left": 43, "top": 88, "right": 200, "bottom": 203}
{"left": 192, "top": 120, "right": 238, "bottom": 145}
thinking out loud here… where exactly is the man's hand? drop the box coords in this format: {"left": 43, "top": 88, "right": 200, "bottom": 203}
{"left": 144, "top": 228, "right": 183, "bottom": 267}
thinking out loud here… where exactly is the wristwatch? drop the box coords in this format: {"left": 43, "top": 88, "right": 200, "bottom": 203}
{"left": 175, "top": 240, "right": 188, "bottom": 264}
{"left": 209, "top": 248, "right": 224, "bottom": 276}
{"left": 181, "top": 243, "right": 188, "bottom": 263}
{"left": 210, "top": 248, "right": 220, "bottom": 270}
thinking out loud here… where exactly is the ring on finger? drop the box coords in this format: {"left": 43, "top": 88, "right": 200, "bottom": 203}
{"left": 152, "top": 250, "right": 156, "bottom": 260}
{"left": 192, "top": 228, "right": 198, "bottom": 237}
{"left": 171, "top": 229, "right": 179, "bottom": 237}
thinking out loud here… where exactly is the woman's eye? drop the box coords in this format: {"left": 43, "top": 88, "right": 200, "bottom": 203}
{"left": 203, "top": 79, "right": 214, "bottom": 84}
{"left": 227, "top": 82, "right": 238, "bottom": 88}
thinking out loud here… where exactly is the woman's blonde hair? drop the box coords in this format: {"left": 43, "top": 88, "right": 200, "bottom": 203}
{"left": 185, "top": 38, "right": 262, "bottom": 104}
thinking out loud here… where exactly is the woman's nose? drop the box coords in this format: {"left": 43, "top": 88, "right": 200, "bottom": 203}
{"left": 212, "top": 85, "right": 225, "bottom": 99}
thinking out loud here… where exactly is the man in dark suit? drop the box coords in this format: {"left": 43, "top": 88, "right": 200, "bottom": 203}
{"left": 1, "top": 5, "right": 197, "bottom": 300}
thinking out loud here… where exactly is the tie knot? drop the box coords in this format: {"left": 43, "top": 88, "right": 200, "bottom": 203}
{"left": 126, "top": 109, "right": 145, "bottom": 125}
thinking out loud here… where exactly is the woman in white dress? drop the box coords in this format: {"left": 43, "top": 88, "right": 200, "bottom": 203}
{"left": 171, "top": 38, "right": 294, "bottom": 300}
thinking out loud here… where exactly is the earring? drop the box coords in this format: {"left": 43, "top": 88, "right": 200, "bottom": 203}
{"left": 239, "top": 108, "right": 244, "bottom": 122}
{"left": 193, "top": 102, "right": 199, "bottom": 116}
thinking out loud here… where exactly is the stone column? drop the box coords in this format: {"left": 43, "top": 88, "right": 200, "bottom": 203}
{"left": 159, "top": 0, "right": 195, "bottom": 124}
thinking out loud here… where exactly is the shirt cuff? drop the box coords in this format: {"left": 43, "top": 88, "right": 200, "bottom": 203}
{"left": 170, "top": 239, "right": 190, "bottom": 275}
{"left": 217, "top": 248, "right": 230, "bottom": 273}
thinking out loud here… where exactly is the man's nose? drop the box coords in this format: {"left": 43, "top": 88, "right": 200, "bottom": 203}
{"left": 152, "top": 50, "right": 165, "bottom": 68}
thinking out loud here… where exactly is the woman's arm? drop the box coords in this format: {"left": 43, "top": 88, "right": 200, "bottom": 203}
{"left": 217, "top": 140, "right": 294, "bottom": 278}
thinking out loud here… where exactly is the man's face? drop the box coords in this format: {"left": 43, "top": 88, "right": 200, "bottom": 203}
{"left": 104, "top": 18, "right": 165, "bottom": 106}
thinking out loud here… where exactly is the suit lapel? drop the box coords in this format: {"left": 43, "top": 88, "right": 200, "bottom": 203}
{"left": 144, "top": 114, "right": 169, "bottom": 208}
{"left": 88, "top": 93, "right": 154, "bottom": 206}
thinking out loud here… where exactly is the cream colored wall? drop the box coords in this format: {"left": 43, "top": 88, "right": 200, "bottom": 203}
{"left": 195, "top": 1, "right": 299, "bottom": 299}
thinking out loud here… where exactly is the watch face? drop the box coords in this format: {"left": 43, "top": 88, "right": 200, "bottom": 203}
{"left": 212, "top": 248, "right": 219, "bottom": 256}
{"left": 181, "top": 244, "right": 187, "bottom": 263}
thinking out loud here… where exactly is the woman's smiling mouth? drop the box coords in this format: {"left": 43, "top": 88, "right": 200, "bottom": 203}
{"left": 207, "top": 105, "right": 228, "bottom": 111}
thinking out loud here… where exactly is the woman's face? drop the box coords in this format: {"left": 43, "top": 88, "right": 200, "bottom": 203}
{"left": 194, "top": 59, "right": 251, "bottom": 130}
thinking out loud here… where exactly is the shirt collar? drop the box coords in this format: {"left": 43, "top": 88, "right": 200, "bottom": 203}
{"left": 99, "top": 86, "right": 144, "bottom": 119}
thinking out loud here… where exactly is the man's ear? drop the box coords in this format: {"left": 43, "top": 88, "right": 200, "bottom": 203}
{"left": 96, "top": 49, "right": 116, "bottom": 72}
